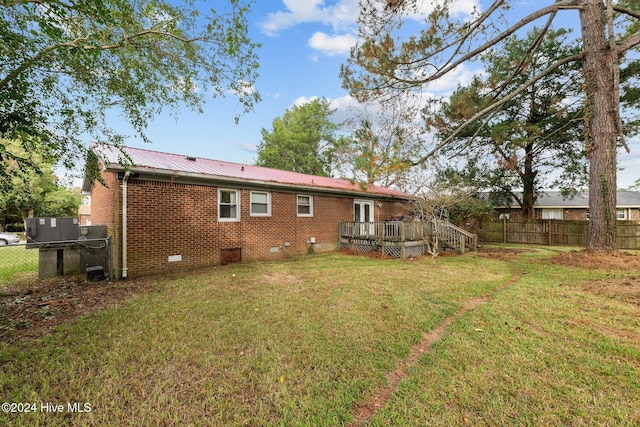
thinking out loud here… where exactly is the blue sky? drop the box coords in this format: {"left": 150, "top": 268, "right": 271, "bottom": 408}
{"left": 94, "top": 0, "right": 640, "bottom": 189}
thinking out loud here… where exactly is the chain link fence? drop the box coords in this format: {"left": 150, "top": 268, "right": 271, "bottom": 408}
{"left": 0, "top": 238, "right": 113, "bottom": 287}
{"left": 0, "top": 243, "right": 38, "bottom": 286}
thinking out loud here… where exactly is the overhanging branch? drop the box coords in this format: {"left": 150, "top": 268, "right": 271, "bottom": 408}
{"left": 412, "top": 53, "right": 584, "bottom": 166}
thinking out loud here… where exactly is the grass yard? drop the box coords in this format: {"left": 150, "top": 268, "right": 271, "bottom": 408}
{"left": 0, "top": 246, "right": 638, "bottom": 426}
{"left": 0, "top": 245, "right": 38, "bottom": 285}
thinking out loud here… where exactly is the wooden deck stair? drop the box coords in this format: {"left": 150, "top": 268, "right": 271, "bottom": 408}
{"left": 435, "top": 220, "right": 477, "bottom": 253}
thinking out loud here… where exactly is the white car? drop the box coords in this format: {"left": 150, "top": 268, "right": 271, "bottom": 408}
{"left": 0, "top": 232, "right": 20, "bottom": 246}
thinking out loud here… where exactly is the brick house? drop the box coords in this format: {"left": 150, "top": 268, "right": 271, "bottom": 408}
{"left": 78, "top": 204, "right": 91, "bottom": 225}
{"left": 82, "top": 145, "right": 413, "bottom": 279}
{"left": 494, "top": 191, "right": 640, "bottom": 221}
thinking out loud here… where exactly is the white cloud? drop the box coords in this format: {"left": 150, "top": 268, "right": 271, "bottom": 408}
{"left": 227, "top": 80, "right": 256, "bottom": 97}
{"left": 413, "top": 64, "right": 480, "bottom": 96}
{"left": 308, "top": 32, "right": 357, "bottom": 56}
{"left": 410, "top": 0, "right": 480, "bottom": 20}
{"left": 239, "top": 142, "right": 258, "bottom": 153}
{"left": 287, "top": 95, "right": 356, "bottom": 125}
{"left": 260, "top": 0, "right": 359, "bottom": 36}
{"left": 292, "top": 95, "right": 319, "bottom": 106}
{"left": 327, "top": 94, "right": 359, "bottom": 124}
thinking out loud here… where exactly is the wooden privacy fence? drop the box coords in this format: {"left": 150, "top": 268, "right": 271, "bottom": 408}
{"left": 478, "top": 219, "right": 640, "bottom": 249}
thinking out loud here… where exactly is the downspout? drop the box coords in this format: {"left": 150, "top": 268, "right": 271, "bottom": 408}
{"left": 122, "top": 171, "right": 130, "bottom": 279}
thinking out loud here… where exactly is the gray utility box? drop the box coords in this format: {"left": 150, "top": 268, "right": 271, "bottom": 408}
{"left": 78, "top": 225, "right": 108, "bottom": 240}
{"left": 78, "top": 225, "right": 109, "bottom": 281}
{"left": 26, "top": 217, "right": 79, "bottom": 244}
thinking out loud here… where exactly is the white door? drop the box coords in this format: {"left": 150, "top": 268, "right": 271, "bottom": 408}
{"left": 354, "top": 200, "right": 374, "bottom": 235}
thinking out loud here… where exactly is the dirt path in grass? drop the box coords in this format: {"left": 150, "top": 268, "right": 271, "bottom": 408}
{"left": 348, "top": 269, "right": 523, "bottom": 426}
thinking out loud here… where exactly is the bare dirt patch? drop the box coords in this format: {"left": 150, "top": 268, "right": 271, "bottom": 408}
{"left": 476, "top": 247, "right": 538, "bottom": 261}
{"left": 548, "top": 250, "right": 640, "bottom": 306}
{"left": 549, "top": 249, "right": 640, "bottom": 271}
{"left": 0, "top": 276, "right": 157, "bottom": 342}
{"left": 339, "top": 246, "right": 456, "bottom": 260}
{"left": 340, "top": 246, "right": 397, "bottom": 260}
{"left": 582, "top": 277, "right": 640, "bottom": 306}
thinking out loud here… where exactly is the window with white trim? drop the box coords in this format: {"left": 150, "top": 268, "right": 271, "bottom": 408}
{"left": 617, "top": 209, "right": 626, "bottom": 220}
{"left": 541, "top": 208, "right": 563, "bottom": 220}
{"left": 250, "top": 191, "right": 271, "bottom": 216}
{"left": 218, "top": 189, "right": 240, "bottom": 221}
{"left": 297, "top": 195, "right": 313, "bottom": 217}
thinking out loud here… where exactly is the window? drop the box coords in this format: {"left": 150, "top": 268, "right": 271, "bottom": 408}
{"left": 617, "top": 209, "right": 626, "bottom": 220}
{"left": 541, "top": 209, "right": 563, "bottom": 220}
{"left": 297, "top": 195, "right": 313, "bottom": 217}
{"left": 250, "top": 191, "right": 271, "bottom": 216}
{"left": 218, "top": 189, "right": 240, "bottom": 221}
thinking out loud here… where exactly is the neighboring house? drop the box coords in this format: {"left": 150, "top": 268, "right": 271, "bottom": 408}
{"left": 494, "top": 191, "right": 640, "bottom": 221}
{"left": 78, "top": 204, "right": 91, "bottom": 225}
{"left": 82, "top": 145, "right": 413, "bottom": 279}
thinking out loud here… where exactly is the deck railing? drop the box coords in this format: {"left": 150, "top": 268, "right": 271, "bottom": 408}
{"left": 339, "top": 220, "right": 477, "bottom": 253}
{"left": 339, "top": 221, "right": 433, "bottom": 242}
{"left": 435, "top": 220, "right": 477, "bottom": 252}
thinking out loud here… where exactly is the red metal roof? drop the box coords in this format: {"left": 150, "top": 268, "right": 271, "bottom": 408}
{"left": 93, "top": 144, "right": 412, "bottom": 199}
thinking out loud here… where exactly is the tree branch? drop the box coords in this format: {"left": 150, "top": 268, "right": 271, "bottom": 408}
{"left": 391, "top": 0, "right": 582, "bottom": 86}
{"left": 617, "top": 32, "right": 640, "bottom": 54}
{"left": 0, "top": 27, "right": 204, "bottom": 91}
{"left": 412, "top": 53, "right": 584, "bottom": 166}
{"left": 613, "top": 5, "right": 640, "bottom": 21}
{"left": 2, "top": 0, "right": 76, "bottom": 8}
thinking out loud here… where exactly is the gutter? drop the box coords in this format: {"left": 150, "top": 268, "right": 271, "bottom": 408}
{"left": 107, "top": 166, "right": 414, "bottom": 201}
{"left": 122, "top": 171, "right": 130, "bottom": 279}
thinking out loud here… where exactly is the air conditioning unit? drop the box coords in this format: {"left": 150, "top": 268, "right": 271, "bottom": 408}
{"left": 26, "top": 217, "right": 79, "bottom": 246}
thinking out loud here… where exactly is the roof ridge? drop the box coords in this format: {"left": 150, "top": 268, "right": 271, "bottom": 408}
{"left": 110, "top": 144, "right": 395, "bottom": 189}
{"left": 89, "top": 143, "right": 411, "bottom": 198}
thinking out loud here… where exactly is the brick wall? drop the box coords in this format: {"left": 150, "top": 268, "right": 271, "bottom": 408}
{"left": 90, "top": 173, "right": 413, "bottom": 278}
{"left": 561, "top": 209, "right": 586, "bottom": 220}
{"left": 90, "top": 170, "right": 121, "bottom": 276}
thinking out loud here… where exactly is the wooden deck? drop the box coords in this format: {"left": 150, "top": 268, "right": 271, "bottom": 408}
{"left": 339, "top": 221, "right": 477, "bottom": 258}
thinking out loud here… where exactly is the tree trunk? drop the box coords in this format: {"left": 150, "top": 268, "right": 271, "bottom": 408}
{"left": 580, "top": 0, "right": 618, "bottom": 250}
{"left": 521, "top": 143, "right": 537, "bottom": 220}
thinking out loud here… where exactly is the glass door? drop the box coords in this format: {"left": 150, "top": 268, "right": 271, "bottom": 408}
{"left": 354, "top": 200, "right": 374, "bottom": 235}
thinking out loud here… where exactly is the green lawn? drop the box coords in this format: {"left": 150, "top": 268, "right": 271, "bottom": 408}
{"left": 0, "top": 245, "right": 38, "bottom": 285}
{"left": 0, "top": 247, "right": 638, "bottom": 426}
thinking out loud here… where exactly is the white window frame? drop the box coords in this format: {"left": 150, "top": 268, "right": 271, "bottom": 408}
{"left": 218, "top": 189, "right": 240, "bottom": 222}
{"left": 297, "top": 195, "right": 314, "bottom": 217}
{"left": 250, "top": 191, "right": 271, "bottom": 217}
{"left": 617, "top": 209, "right": 626, "bottom": 220}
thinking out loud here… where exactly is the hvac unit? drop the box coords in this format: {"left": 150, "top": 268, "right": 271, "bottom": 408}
{"left": 26, "top": 217, "right": 79, "bottom": 245}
